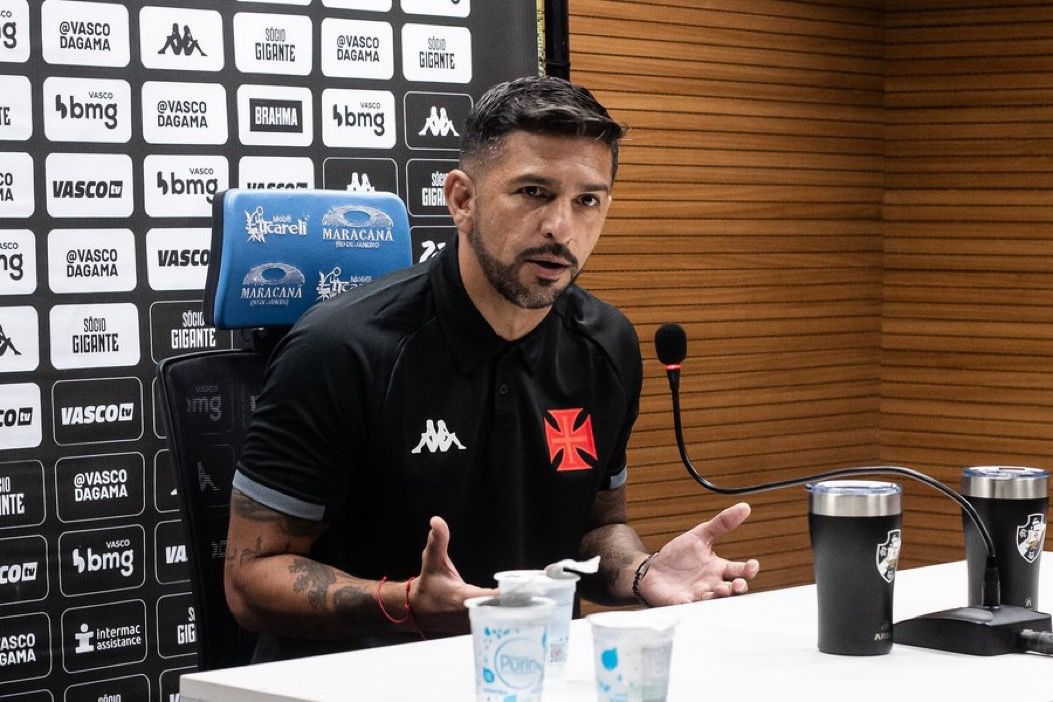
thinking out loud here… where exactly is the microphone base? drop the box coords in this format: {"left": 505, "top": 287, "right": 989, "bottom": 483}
{"left": 894, "top": 605, "right": 1051, "bottom": 655}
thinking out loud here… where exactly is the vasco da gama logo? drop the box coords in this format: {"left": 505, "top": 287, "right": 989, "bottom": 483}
{"left": 875, "top": 529, "right": 901, "bottom": 584}
{"left": 240, "top": 262, "right": 304, "bottom": 306}
{"left": 1017, "top": 513, "right": 1046, "bottom": 563}
{"left": 321, "top": 204, "right": 394, "bottom": 249}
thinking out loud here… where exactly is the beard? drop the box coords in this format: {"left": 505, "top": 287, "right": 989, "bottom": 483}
{"left": 467, "top": 226, "right": 580, "bottom": 310}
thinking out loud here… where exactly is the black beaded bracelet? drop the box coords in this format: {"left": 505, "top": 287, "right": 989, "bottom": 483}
{"left": 632, "top": 552, "right": 658, "bottom": 607}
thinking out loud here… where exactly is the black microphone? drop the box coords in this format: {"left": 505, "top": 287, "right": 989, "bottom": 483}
{"left": 654, "top": 322, "right": 1052, "bottom": 655}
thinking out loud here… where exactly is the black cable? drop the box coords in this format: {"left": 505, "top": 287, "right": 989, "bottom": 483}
{"left": 1019, "top": 629, "right": 1053, "bottom": 655}
{"left": 663, "top": 364, "right": 1003, "bottom": 608}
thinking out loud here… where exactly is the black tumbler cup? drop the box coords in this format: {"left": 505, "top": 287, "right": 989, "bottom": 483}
{"left": 809, "top": 481, "right": 903, "bottom": 655}
{"left": 961, "top": 466, "right": 1048, "bottom": 609}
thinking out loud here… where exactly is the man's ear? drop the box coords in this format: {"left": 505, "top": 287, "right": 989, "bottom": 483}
{"left": 444, "top": 169, "right": 475, "bottom": 232}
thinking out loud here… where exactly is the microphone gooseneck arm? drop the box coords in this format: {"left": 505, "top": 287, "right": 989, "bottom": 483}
{"left": 657, "top": 326, "right": 1003, "bottom": 608}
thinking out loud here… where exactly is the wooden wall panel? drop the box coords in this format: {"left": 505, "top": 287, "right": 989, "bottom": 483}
{"left": 569, "top": 0, "right": 885, "bottom": 593}
{"left": 883, "top": 2, "right": 1053, "bottom": 569}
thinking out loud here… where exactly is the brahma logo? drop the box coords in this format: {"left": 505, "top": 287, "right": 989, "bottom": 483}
{"left": 237, "top": 85, "right": 313, "bottom": 147}
{"left": 41, "top": 0, "right": 130, "bottom": 67}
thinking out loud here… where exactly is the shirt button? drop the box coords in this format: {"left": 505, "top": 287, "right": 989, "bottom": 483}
{"left": 498, "top": 383, "right": 509, "bottom": 395}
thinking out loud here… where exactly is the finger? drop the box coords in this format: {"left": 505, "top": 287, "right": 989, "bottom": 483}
{"left": 691, "top": 502, "right": 751, "bottom": 543}
{"left": 730, "top": 577, "right": 749, "bottom": 594}
{"left": 421, "top": 515, "right": 451, "bottom": 573}
{"left": 722, "top": 558, "right": 760, "bottom": 581}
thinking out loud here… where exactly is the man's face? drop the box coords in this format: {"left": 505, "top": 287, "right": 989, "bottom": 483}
{"left": 462, "top": 131, "right": 614, "bottom": 309}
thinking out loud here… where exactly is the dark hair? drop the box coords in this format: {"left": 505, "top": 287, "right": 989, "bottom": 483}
{"left": 460, "top": 75, "right": 626, "bottom": 180}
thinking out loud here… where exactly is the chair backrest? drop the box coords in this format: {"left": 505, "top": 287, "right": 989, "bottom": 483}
{"left": 157, "top": 189, "right": 413, "bottom": 670}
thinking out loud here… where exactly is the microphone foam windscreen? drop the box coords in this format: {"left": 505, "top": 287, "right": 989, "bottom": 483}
{"left": 654, "top": 323, "right": 687, "bottom": 365}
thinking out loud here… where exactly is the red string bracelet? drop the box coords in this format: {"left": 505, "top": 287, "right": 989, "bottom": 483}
{"left": 375, "top": 576, "right": 411, "bottom": 625}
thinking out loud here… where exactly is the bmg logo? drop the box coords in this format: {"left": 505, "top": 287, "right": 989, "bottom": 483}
{"left": 0, "top": 250, "right": 22, "bottom": 281}
{"left": 72, "top": 543, "right": 135, "bottom": 577}
{"left": 54, "top": 92, "right": 118, "bottom": 130}
{"left": 332, "top": 102, "right": 385, "bottom": 136}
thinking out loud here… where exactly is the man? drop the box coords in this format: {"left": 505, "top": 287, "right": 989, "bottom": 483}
{"left": 225, "top": 76, "right": 760, "bottom": 662}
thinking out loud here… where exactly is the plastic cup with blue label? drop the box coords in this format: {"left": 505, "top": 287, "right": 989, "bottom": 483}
{"left": 587, "top": 610, "right": 677, "bottom": 702}
{"left": 465, "top": 594, "right": 555, "bottom": 702}
{"left": 494, "top": 569, "right": 579, "bottom": 684}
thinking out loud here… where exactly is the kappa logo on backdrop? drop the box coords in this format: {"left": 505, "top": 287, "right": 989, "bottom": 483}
{"left": 345, "top": 173, "right": 376, "bottom": 192}
{"left": 544, "top": 409, "right": 596, "bottom": 472}
{"left": 410, "top": 419, "right": 466, "bottom": 454}
{"left": 0, "top": 323, "right": 23, "bottom": 358}
{"left": 419, "top": 106, "right": 458, "bottom": 137}
{"left": 157, "top": 23, "right": 207, "bottom": 56}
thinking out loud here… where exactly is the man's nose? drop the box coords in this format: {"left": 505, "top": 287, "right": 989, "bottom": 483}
{"left": 540, "top": 199, "right": 574, "bottom": 244}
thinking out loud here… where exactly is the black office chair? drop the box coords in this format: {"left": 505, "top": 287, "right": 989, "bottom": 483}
{"left": 156, "top": 189, "right": 413, "bottom": 670}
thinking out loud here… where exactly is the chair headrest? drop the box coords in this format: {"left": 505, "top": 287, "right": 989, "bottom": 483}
{"left": 205, "top": 189, "right": 413, "bottom": 330}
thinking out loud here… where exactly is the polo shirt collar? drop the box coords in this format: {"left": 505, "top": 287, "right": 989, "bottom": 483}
{"left": 430, "top": 238, "right": 555, "bottom": 376}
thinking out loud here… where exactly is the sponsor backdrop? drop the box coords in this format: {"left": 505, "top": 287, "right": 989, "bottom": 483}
{"left": 0, "top": 0, "right": 539, "bottom": 698}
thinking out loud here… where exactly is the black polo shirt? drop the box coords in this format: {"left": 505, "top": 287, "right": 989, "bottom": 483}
{"left": 234, "top": 239, "right": 642, "bottom": 657}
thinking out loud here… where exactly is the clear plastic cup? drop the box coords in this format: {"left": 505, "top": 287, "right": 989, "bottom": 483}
{"left": 494, "top": 569, "right": 579, "bottom": 683}
{"left": 587, "top": 610, "right": 677, "bottom": 702}
{"left": 465, "top": 594, "right": 555, "bottom": 702}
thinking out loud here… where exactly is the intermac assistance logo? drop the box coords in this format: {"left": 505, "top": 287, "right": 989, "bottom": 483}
{"left": 244, "top": 206, "right": 309, "bottom": 244}
{"left": 320, "top": 204, "right": 394, "bottom": 249}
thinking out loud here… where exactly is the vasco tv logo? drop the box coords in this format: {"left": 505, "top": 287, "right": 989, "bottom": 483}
{"left": 53, "top": 376, "right": 143, "bottom": 445}
{"left": 144, "top": 155, "right": 228, "bottom": 218}
{"left": 46, "top": 153, "right": 134, "bottom": 218}
{"left": 239, "top": 156, "right": 314, "bottom": 190}
{"left": 0, "top": 535, "right": 48, "bottom": 604}
{"left": 322, "top": 89, "right": 396, "bottom": 149}
{"left": 0, "top": 383, "right": 41, "bottom": 449}
{"left": 44, "top": 77, "right": 131, "bottom": 143}
{"left": 41, "top": 0, "right": 130, "bottom": 68}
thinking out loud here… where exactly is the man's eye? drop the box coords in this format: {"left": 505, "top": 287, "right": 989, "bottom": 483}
{"left": 520, "top": 186, "right": 545, "bottom": 198}
{"left": 580, "top": 194, "right": 600, "bottom": 207}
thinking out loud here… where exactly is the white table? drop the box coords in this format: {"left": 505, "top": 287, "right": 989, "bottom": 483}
{"left": 180, "top": 555, "right": 1053, "bottom": 701}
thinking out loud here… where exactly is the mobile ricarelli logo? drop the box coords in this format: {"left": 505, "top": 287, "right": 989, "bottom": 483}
{"left": 245, "top": 206, "right": 309, "bottom": 243}
{"left": 321, "top": 204, "right": 394, "bottom": 249}
{"left": 44, "top": 77, "right": 131, "bottom": 143}
{"left": 41, "top": 0, "right": 130, "bottom": 67}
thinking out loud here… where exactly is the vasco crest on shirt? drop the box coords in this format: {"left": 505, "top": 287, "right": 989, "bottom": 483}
{"left": 1017, "top": 513, "right": 1046, "bottom": 563}
{"left": 875, "top": 529, "right": 901, "bottom": 584}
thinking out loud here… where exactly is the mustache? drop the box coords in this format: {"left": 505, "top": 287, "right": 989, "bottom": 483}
{"left": 518, "top": 242, "right": 579, "bottom": 268}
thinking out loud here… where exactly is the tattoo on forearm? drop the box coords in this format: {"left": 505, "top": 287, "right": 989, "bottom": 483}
{"left": 582, "top": 525, "right": 639, "bottom": 589}
{"left": 333, "top": 585, "right": 372, "bottom": 626}
{"left": 289, "top": 558, "right": 336, "bottom": 610}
